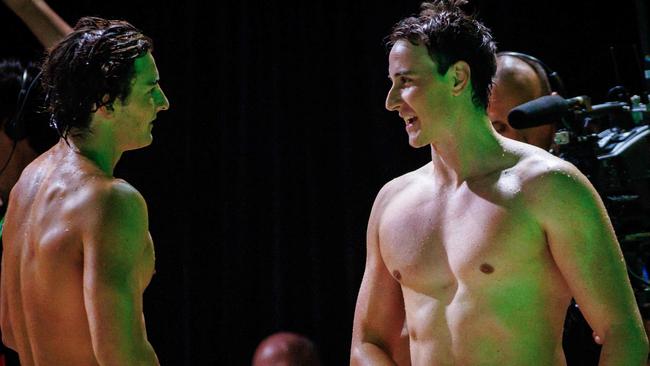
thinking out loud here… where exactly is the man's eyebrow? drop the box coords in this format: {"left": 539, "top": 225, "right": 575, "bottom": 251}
{"left": 388, "top": 70, "right": 415, "bottom": 79}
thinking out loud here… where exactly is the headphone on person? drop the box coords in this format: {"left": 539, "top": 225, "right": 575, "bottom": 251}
{"left": 497, "top": 51, "right": 566, "bottom": 97}
{"left": 5, "top": 68, "right": 41, "bottom": 142}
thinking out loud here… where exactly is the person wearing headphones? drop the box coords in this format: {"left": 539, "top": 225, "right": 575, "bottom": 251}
{"left": 0, "top": 2, "right": 70, "bottom": 365}
{"left": 487, "top": 52, "right": 563, "bottom": 151}
{"left": 0, "top": 0, "right": 71, "bottom": 219}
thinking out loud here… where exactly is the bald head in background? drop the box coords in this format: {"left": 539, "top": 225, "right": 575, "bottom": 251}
{"left": 488, "top": 54, "right": 556, "bottom": 150}
{"left": 252, "top": 332, "right": 321, "bottom": 366}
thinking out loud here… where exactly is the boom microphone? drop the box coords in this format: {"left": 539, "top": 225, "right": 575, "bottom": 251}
{"left": 508, "top": 95, "right": 589, "bottom": 129}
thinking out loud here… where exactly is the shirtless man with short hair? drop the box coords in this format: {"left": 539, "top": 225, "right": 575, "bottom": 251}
{"left": 351, "top": 1, "right": 648, "bottom": 365}
{"left": 0, "top": 16, "right": 169, "bottom": 365}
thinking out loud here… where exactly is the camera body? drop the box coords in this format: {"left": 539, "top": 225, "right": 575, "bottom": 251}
{"left": 552, "top": 91, "right": 650, "bottom": 313}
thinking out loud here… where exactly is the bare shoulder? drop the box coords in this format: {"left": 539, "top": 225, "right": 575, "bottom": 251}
{"left": 13, "top": 147, "right": 146, "bottom": 218}
{"left": 372, "top": 163, "right": 431, "bottom": 213}
{"left": 511, "top": 143, "right": 599, "bottom": 218}
{"left": 79, "top": 177, "right": 148, "bottom": 223}
{"left": 77, "top": 177, "right": 151, "bottom": 264}
{"left": 85, "top": 178, "right": 145, "bottom": 206}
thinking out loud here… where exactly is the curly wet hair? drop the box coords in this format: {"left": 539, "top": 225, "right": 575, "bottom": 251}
{"left": 41, "top": 16, "right": 153, "bottom": 139}
{"left": 387, "top": 0, "right": 497, "bottom": 110}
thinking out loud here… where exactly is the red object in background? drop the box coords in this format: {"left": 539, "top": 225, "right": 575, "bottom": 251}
{"left": 0, "top": 354, "right": 6, "bottom": 366}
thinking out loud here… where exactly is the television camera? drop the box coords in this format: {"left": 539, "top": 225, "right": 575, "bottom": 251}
{"left": 509, "top": 87, "right": 650, "bottom": 313}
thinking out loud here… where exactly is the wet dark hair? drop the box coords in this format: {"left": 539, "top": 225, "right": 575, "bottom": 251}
{"left": 41, "top": 16, "right": 153, "bottom": 139}
{"left": 387, "top": 0, "right": 497, "bottom": 110}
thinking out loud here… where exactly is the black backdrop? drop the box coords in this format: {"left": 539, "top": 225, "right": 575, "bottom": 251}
{"left": 1, "top": 1, "right": 647, "bottom": 364}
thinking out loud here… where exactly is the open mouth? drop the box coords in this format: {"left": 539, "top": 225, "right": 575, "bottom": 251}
{"left": 406, "top": 116, "right": 418, "bottom": 126}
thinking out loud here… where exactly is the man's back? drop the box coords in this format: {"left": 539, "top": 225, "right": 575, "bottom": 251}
{"left": 0, "top": 141, "right": 155, "bottom": 366}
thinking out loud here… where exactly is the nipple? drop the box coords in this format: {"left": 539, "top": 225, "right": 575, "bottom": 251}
{"left": 480, "top": 263, "right": 495, "bottom": 274}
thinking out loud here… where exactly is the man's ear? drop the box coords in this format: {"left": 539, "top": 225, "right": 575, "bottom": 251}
{"left": 94, "top": 95, "right": 116, "bottom": 118}
{"left": 95, "top": 104, "right": 114, "bottom": 118}
{"left": 450, "top": 60, "right": 471, "bottom": 96}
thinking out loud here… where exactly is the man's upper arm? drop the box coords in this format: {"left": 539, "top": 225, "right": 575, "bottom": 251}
{"left": 528, "top": 164, "right": 645, "bottom": 340}
{"left": 351, "top": 186, "right": 409, "bottom": 365}
{"left": 81, "top": 181, "right": 158, "bottom": 365}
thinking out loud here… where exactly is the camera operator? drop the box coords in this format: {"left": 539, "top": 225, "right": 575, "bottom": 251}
{"left": 488, "top": 52, "right": 559, "bottom": 151}
{"left": 0, "top": 1, "right": 71, "bottom": 365}
{"left": 488, "top": 52, "right": 604, "bottom": 365}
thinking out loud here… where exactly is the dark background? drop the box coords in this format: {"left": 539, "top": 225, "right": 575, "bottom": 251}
{"left": 1, "top": 1, "right": 648, "bottom": 364}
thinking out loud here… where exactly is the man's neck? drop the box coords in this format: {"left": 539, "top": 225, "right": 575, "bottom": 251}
{"left": 429, "top": 113, "right": 516, "bottom": 186}
{"left": 66, "top": 130, "right": 122, "bottom": 176}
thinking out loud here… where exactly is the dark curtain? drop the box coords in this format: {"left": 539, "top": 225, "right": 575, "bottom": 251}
{"left": 1, "top": 0, "right": 645, "bottom": 364}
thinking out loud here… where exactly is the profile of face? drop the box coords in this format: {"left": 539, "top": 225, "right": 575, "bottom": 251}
{"left": 385, "top": 40, "right": 455, "bottom": 148}
{"left": 110, "top": 51, "right": 170, "bottom": 151}
{"left": 487, "top": 56, "right": 555, "bottom": 150}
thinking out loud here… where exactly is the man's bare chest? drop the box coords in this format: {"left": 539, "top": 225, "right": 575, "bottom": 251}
{"left": 377, "top": 187, "right": 546, "bottom": 292}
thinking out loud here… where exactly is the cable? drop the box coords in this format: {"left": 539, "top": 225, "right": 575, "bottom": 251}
{"left": 0, "top": 140, "right": 17, "bottom": 178}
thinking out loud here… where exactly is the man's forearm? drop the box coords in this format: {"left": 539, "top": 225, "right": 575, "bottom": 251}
{"left": 351, "top": 343, "right": 399, "bottom": 366}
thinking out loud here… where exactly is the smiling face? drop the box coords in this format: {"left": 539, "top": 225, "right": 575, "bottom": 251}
{"left": 385, "top": 40, "right": 453, "bottom": 148}
{"left": 112, "top": 52, "right": 170, "bottom": 151}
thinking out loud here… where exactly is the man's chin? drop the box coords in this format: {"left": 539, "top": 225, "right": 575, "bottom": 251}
{"left": 125, "top": 137, "right": 154, "bottom": 151}
{"left": 408, "top": 137, "right": 428, "bottom": 149}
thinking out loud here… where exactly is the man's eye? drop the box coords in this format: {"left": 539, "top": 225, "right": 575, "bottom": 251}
{"left": 492, "top": 122, "right": 507, "bottom": 133}
{"left": 400, "top": 77, "right": 412, "bottom": 84}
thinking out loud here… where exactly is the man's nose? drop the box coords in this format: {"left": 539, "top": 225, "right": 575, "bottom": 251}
{"left": 385, "top": 85, "right": 401, "bottom": 112}
{"left": 157, "top": 88, "right": 170, "bottom": 112}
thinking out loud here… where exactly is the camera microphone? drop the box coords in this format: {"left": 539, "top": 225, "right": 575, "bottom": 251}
{"left": 508, "top": 95, "right": 590, "bottom": 129}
